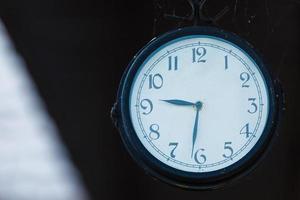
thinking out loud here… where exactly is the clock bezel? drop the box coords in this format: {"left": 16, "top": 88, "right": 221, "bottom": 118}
{"left": 116, "top": 26, "right": 279, "bottom": 189}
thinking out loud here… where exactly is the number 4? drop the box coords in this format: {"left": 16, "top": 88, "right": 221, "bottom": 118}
{"left": 240, "top": 123, "right": 252, "bottom": 138}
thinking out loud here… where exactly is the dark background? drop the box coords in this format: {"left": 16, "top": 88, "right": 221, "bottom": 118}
{"left": 0, "top": 0, "right": 299, "bottom": 199}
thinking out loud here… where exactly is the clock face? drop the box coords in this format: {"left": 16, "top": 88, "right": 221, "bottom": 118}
{"left": 128, "top": 35, "right": 270, "bottom": 173}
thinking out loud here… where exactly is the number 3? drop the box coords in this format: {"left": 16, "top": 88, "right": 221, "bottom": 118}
{"left": 248, "top": 98, "right": 258, "bottom": 114}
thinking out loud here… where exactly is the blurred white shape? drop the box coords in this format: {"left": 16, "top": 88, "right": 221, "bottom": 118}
{"left": 0, "top": 21, "right": 89, "bottom": 200}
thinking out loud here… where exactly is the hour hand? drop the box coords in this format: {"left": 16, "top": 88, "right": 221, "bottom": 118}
{"left": 160, "top": 99, "right": 195, "bottom": 106}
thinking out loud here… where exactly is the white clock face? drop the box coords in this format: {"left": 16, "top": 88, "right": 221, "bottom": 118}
{"left": 129, "top": 35, "right": 270, "bottom": 173}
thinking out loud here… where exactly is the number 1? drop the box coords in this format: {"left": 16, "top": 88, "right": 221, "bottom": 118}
{"left": 225, "top": 55, "right": 228, "bottom": 70}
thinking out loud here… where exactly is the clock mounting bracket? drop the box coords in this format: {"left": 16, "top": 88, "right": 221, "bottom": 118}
{"left": 163, "top": 0, "right": 230, "bottom": 26}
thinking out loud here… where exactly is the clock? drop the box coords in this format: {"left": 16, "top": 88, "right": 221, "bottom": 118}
{"left": 111, "top": 26, "right": 282, "bottom": 189}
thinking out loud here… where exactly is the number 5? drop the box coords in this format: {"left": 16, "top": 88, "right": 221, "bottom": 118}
{"left": 223, "top": 142, "right": 233, "bottom": 158}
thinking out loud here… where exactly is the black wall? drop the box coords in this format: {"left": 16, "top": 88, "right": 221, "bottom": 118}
{"left": 0, "top": 0, "right": 299, "bottom": 199}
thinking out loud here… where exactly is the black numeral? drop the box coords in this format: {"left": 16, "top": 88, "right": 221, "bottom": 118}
{"left": 240, "top": 123, "right": 252, "bottom": 138}
{"left": 223, "top": 142, "right": 233, "bottom": 158}
{"left": 240, "top": 72, "right": 250, "bottom": 88}
{"left": 140, "top": 99, "right": 153, "bottom": 115}
{"left": 168, "top": 56, "right": 178, "bottom": 71}
{"left": 225, "top": 55, "right": 228, "bottom": 70}
{"left": 192, "top": 47, "right": 206, "bottom": 63}
{"left": 169, "top": 142, "right": 178, "bottom": 158}
{"left": 194, "top": 148, "right": 206, "bottom": 164}
{"left": 248, "top": 98, "right": 258, "bottom": 114}
{"left": 149, "top": 74, "right": 163, "bottom": 89}
{"left": 149, "top": 124, "right": 160, "bottom": 140}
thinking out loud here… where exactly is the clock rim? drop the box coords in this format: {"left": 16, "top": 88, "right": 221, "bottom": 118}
{"left": 116, "top": 26, "right": 279, "bottom": 189}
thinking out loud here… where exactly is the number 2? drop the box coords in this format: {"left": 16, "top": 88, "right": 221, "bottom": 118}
{"left": 240, "top": 72, "right": 250, "bottom": 87}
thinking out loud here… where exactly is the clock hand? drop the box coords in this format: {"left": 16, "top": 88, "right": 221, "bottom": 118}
{"left": 161, "top": 99, "right": 203, "bottom": 158}
{"left": 160, "top": 99, "right": 195, "bottom": 106}
{"left": 191, "top": 101, "right": 202, "bottom": 158}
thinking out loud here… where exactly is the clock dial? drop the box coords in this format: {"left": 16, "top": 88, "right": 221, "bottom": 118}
{"left": 129, "top": 36, "right": 270, "bottom": 173}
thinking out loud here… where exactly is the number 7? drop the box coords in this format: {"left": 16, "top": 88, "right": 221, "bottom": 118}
{"left": 169, "top": 142, "right": 178, "bottom": 158}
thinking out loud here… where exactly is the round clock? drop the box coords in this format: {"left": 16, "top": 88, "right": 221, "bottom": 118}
{"left": 112, "top": 26, "right": 282, "bottom": 189}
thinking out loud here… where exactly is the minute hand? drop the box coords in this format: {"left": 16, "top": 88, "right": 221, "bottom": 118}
{"left": 191, "top": 101, "right": 202, "bottom": 158}
{"left": 160, "top": 99, "right": 195, "bottom": 106}
{"left": 191, "top": 107, "right": 200, "bottom": 158}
